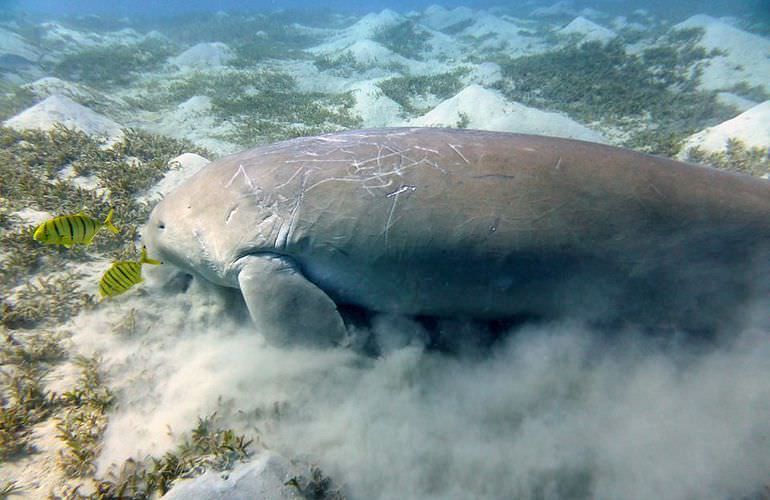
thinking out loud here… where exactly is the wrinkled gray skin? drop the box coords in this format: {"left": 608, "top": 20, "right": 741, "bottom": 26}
{"left": 145, "top": 128, "right": 770, "bottom": 347}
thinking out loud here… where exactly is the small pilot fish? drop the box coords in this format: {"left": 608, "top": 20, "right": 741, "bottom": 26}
{"left": 99, "top": 246, "right": 161, "bottom": 299}
{"left": 33, "top": 209, "right": 120, "bottom": 248}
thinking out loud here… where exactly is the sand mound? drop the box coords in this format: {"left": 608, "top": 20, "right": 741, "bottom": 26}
{"left": 0, "top": 27, "right": 40, "bottom": 61}
{"left": 458, "top": 13, "right": 544, "bottom": 54}
{"left": 309, "top": 9, "right": 406, "bottom": 55}
{"left": 407, "top": 84, "right": 605, "bottom": 142}
{"left": 39, "top": 23, "right": 151, "bottom": 50}
{"left": 348, "top": 80, "right": 403, "bottom": 127}
{"left": 23, "top": 77, "right": 129, "bottom": 112}
{"left": 421, "top": 5, "right": 476, "bottom": 31}
{"left": 674, "top": 15, "right": 770, "bottom": 93}
{"left": 680, "top": 100, "right": 770, "bottom": 155}
{"left": 139, "top": 153, "right": 211, "bottom": 204}
{"left": 558, "top": 16, "right": 617, "bottom": 43}
{"left": 169, "top": 42, "right": 236, "bottom": 69}
{"left": 4, "top": 94, "right": 124, "bottom": 143}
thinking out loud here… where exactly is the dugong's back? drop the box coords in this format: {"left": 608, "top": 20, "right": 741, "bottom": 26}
{"left": 170, "top": 128, "right": 770, "bottom": 331}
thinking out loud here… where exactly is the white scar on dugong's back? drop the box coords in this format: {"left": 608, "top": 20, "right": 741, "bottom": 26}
{"left": 144, "top": 127, "right": 770, "bottom": 347}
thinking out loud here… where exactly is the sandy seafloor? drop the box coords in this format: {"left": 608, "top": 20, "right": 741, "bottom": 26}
{"left": 1, "top": 1, "right": 770, "bottom": 498}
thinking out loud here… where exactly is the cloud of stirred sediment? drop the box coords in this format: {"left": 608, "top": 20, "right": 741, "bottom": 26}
{"left": 72, "top": 269, "right": 770, "bottom": 500}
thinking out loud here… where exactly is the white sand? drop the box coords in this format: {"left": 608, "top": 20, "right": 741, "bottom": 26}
{"left": 716, "top": 92, "right": 761, "bottom": 113}
{"left": 168, "top": 42, "right": 236, "bottom": 69}
{"left": 531, "top": 1, "right": 577, "bottom": 18}
{"left": 23, "top": 77, "right": 129, "bottom": 112}
{"left": 136, "top": 95, "right": 239, "bottom": 156}
{"left": 4, "top": 94, "right": 124, "bottom": 144}
{"left": 340, "top": 39, "right": 413, "bottom": 67}
{"left": 307, "top": 8, "right": 459, "bottom": 73}
{"left": 674, "top": 15, "right": 770, "bottom": 93}
{"left": 38, "top": 23, "right": 154, "bottom": 50}
{"left": 420, "top": 5, "right": 476, "bottom": 31}
{"left": 3, "top": 5, "right": 770, "bottom": 499}
{"left": 308, "top": 9, "right": 407, "bottom": 55}
{"left": 347, "top": 79, "right": 403, "bottom": 127}
{"left": 457, "top": 12, "right": 545, "bottom": 54}
{"left": 138, "top": 152, "right": 211, "bottom": 204}
{"left": 558, "top": 16, "right": 617, "bottom": 43}
{"left": 0, "top": 26, "right": 40, "bottom": 61}
{"left": 680, "top": 100, "right": 770, "bottom": 155}
{"left": 463, "top": 62, "right": 503, "bottom": 87}
{"left": 406, "top": 84, "right": 606, "bottom": 143}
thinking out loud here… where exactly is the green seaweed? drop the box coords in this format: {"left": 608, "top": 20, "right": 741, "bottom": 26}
{"left": 136, "top": 11, "right": 324, "bottom": 68}
{"left": 1, "top": 273, "right": 94, "bottom": 329}
{"left": 0, "top": 480, "right": 22, "bottom": 497}
{"left": 165, "top": 69, "right": 295, "bottom": 106}
{"left": 456, "top": 111, "right": 471, "bottom": 129}
{"left": 440, "top": 19, "right": 475, "bottom": 36}
{"left": 493, "top": 33, "right": 736, "bottom": 155}
{"left": 372, "top": 20, "right": 430, "bottom": 60}
{"left": 285, "top": 466, "right": 346, "bottom": 500}
{"left": 84, "top": 413, "right": 254, "bottom": 498}
{"left": 123, "top": 65, "right": 361, "bottom": 145}
{"left": 156, "top": 69, "right": 361, "bottom": 145}
{"left": 376, "top": 68, "right": 469, "bottom": 115}
{"left": 723, "top": 82, "right": 770, "bottom": 103}
{"left": 0, "top": 83, "right": 36, "bottom": 122}
{"left": 56, "top": 355, "right": 114, "bottom": 478}
{"left": 114, "top": 128, "right": 209, "bottom": 164}
{"left": 686, "top": 138, "right": 769, "bottom": 177}
{"left": 231, "top": 38, "right": 310, "bottom": 67}
{"left": 313, "top": 51, "right": 372, "bottom": 76}
{"left": 220, "top": 89, "right": 360, "bottom": 145}
{"left": 0, "top": 225, "right": 70, "bottom": 287}
{"left": 623, "top": 128, "right": 687, "bottom": 158}
{"left": 0, "top": 328, "right": 62, "bottom": 460}
{"left": 49, "top": 38, "right": 177, "bottom": 89}
{"left": 0, "top": 124, "right": 208, "bottom": 265}
{"left": 151, "top": 10, "right": 328, "bottom": 47}
{"left": 111, "top": 308, "right": 143, "bottom": 337}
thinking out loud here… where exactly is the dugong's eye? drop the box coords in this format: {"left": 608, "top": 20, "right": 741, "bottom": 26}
{"left": 157, "top": 222, "right": 166, "bottom": 230}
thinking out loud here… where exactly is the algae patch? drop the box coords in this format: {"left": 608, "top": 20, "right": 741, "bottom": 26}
{"left": 687, "top": 138, "right": 770, "bottom": 178}
{"left": 377, "top": 68, "right": 470, "bottom": 115}
{"left": 494, "top": 29, "right": 736, "bottom": 155}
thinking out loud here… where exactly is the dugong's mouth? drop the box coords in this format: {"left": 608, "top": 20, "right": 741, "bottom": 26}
{"left": 144, "top": 209, "right": 226, "bottom": 286}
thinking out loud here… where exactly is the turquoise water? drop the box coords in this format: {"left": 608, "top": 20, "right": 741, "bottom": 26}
{"left": 6, "top": 0, "right": 770, "bottom": 20}
{"left": 1, "top": 1, "right": 769, "bottom": 499}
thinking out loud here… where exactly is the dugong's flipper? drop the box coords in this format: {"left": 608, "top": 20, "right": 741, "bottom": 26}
{"left": 237, "top": 255, "right": 347, "bottom": 347}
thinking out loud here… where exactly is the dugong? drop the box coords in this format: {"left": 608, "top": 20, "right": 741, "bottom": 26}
{"left": 145, "top": 128, "right": 770, "bottom": 346}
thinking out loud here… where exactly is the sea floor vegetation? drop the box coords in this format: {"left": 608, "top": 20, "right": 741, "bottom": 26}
{"left": 377, "top": 68, "right": 470, "bottom": 115}
{"left": 0, "top": 120, "right": 344, "bottom": 496}
{"left": 0, "top": 4, "right": 767, "bottom": 498}
{"left": 0, "top": 123, "right": 266, "bottom": 496}
{"left": 494, "top": 28, "right": 738, "bottom": 155}
{"left": 686, "top": 138, "right": 770, "bottom": 177}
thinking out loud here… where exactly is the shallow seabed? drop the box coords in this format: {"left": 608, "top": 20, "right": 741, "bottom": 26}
{"left": 0, "top": 2, "right": 769, "bottom": 498}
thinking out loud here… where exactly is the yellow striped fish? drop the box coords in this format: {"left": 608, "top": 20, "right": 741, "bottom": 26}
{"left": 33, "top": 209, "right": 120, "bottom": 248}
{"left": 99, "top": 246, "right": 161, "bottom": 299}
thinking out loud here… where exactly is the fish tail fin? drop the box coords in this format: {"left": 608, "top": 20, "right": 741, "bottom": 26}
{"left": 104, "top": 208, "right": 120, "bottom": 234}
{"left": 33, "top": 224, "right": 45, "bottom": 242}
{"left": 140, "top": 246, "right": 162, "bottom": 266}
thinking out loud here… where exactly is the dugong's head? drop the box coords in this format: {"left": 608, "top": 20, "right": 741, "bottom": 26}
{"left": 144, "top": 182, "right": 229, "bottom": 285}
{"left": 144, "top": 154, "right": 289, "bottom": 287}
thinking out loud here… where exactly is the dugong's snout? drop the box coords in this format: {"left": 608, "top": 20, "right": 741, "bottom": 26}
{"left": 144, "top": 199, "right": 230, "bottom": 286}
{"left": 144, "top": 201, "right": 193, "bottom": 275}
{"left": 144, "top": 205, "right": 171, "bottom": 265}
